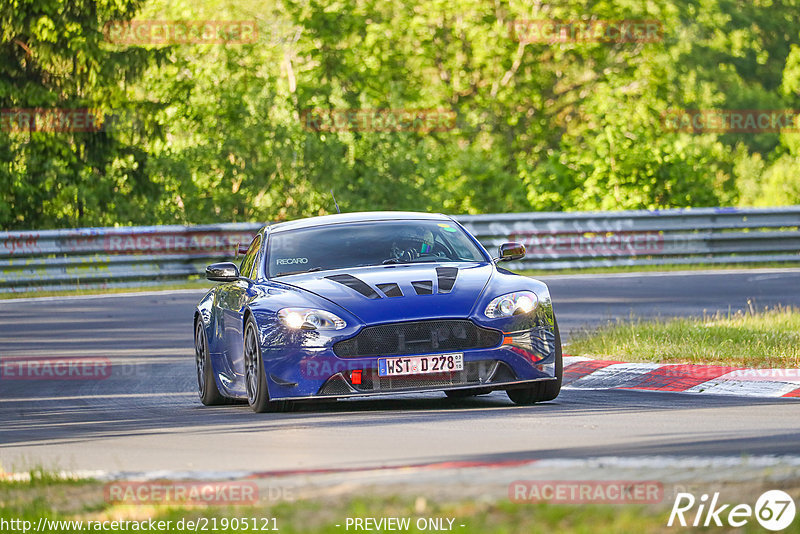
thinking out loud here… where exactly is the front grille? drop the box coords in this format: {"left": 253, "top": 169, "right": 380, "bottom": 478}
{"left": 333, "top": 320, "right": 502, "bottom": 358}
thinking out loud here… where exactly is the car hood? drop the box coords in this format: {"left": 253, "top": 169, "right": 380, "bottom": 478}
{"left": 275, "top": 262, "right": 493, "bottom": 324}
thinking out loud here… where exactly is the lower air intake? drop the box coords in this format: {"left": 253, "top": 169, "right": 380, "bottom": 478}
{"left": 317, "top": 360, "right": 515, "bottom": 395}
{"left": 333, "top": 320, "right": 503, "bottom": 358}
{"left": 367, "top": 360, "right": 494, "bottom": 391}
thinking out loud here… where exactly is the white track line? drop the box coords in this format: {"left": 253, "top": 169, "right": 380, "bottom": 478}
{"left": 537, "top": 267, "right": 800, "bottom": 281}
{"left": 0, "top": 288, "right": 208, "bottom": 304}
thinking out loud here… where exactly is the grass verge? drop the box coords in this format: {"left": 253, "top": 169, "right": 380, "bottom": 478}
{"left": 567, "top": 305, "right": 800, "bottom": 368}
{"left": 0, "top": 477, "right": 683, "bottom": 534}
{"left": 4, "top": 469, "right": 800, "bottom": 533}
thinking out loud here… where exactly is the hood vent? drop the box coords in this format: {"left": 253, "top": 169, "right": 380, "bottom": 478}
{"left": 435, "top": 267, "right": 458, "bottom": 293}
{"left": 325, "top": 274, "right": 381, "bottom": 299}
{"left": 411, "top": 280, "right": 433, "bottom": 295}
{"left": 325, "top": 268, "right": 458, "bottom": 299}
{"left": 376, "top": 283, "right": 403, "bottom": 298}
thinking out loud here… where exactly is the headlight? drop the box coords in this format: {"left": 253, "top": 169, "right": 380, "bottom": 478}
{"left": 278, "top": 308, "right": 346, "bottom": 330}
{"left": 484, "top": 291, "right": 538, "bottom": 318}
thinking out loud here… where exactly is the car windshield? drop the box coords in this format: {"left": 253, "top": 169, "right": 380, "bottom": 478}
{"left": 267, "top": 220, "right": 487, "bottom": 277}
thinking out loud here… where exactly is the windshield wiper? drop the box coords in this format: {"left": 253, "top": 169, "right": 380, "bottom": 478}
{"left": 381, "top": 258, "right": 441, "bottom": 265}
{"left": 274, "top": 267, "right": 322, "bottom": 277}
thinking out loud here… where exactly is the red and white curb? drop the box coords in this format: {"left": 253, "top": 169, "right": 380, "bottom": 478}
{"left": 563, "top": 356, "right": 800, "bottom": 398}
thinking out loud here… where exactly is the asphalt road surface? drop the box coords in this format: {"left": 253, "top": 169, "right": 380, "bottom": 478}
{"left": 1, "top": 269, "right": 799, "bottom": 476}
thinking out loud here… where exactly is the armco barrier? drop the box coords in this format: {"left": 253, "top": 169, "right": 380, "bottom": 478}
{"left": 457, "top": 206, "right": 800, "bottom": 271}
{"left": 0, "top": 223, "right": 261, "bottom": 293}
{"left": 1, "top": 207, "right": 798, "bottom": 292}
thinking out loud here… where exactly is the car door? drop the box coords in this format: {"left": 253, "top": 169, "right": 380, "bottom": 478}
{"left": 220, "top": 234, "right": 262, "bottom": 379}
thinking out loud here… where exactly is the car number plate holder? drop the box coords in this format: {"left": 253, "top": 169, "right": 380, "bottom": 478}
{"left": 377, "top": 353, "right": 464, "bottom": 377}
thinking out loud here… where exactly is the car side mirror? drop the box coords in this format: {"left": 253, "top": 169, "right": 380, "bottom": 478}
{"left": 496, "top": 242, "right": 525, "bottom": 262}
{"left": 206, "top": 262, "right": 240, "bottom": 282}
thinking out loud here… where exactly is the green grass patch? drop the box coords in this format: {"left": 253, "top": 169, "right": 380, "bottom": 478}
{"left": 3, "top": 467, "right": 96, "bottom": 488}
{"left": 0, "top": 478, "right": 671, "bottom": 534}
{"left": 567, "top": 305, "right": 800, "bottom": 368}
{"left": 4, "top": 477, "right": 800, "bottom": 533}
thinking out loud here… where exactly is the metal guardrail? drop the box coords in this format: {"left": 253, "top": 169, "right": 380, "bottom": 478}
{"left": 457, "top": 206, "right": 800, "bottom": 271}
{"left": 0, "top": 223, "right": 261, "bottom": 293}
{"left": 1, "top": 206, "right": 798, "bottom": 293}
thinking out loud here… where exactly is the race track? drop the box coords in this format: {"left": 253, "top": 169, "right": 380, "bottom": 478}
{"left": 1, "top": 269, "right": 800, "bottom": 477}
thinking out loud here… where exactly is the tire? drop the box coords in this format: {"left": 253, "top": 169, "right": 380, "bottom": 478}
{"left": 195, "top": 318, "right": 227, "bottom": 406}
{"left": 506, "top": 318, "right": 563, "bottom": 405}
{"left": 243, "top": 315, "right": 292, "bottom": 413}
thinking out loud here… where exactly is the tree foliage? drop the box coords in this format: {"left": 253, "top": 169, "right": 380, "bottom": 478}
{"left": 2, "top": 0, "right": 800, "bottom": 229}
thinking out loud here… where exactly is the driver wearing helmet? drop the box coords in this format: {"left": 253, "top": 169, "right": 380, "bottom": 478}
{"left": 389, "top": 226, "right": 436, "bottom": 262}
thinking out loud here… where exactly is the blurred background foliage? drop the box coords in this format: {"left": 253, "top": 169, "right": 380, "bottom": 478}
{"left": 2, "top": 0, "right": 800, "bottom": 229}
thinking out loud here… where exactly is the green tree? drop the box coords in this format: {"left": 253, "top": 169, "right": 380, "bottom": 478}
{"left": 0, "top": 0, "right": 166, "bottom": 229}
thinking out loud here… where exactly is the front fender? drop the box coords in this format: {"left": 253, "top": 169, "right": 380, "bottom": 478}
{"left": 471, "top": 271, "right": 557, "bottom": 367}
{"left": 247, "top": 282, "right": 363, "bottom": 350}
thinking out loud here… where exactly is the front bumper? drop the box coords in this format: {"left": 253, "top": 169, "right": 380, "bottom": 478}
{"left": 261, "top": 324, "right": 558, "bottom": 401}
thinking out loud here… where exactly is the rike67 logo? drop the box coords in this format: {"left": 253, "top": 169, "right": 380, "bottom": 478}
{"left": 668, "top": 490, "right": 796, "bottom": 531}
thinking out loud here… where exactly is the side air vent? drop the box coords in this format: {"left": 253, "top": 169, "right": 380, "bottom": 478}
{"left": 325, "top": 274, "right": 381, "bottom": 299}
{"left": 411, "top": 280, "right": 433, "bottom": 295}
{"left": 435, "top": 267, "right": 458, "bottom": 293}
{"left": 488, "top": 362, "right": 517, "bottom": 383}
{"left": 318, "top": 373, "right": 356, "bottom": 395}
{"left": 376, "top": 283, "right": 403, "bottom": 298}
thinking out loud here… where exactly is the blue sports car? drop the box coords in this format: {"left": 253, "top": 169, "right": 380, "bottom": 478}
{"left": 194, "top": 212, "right": 562, "bottom": 412}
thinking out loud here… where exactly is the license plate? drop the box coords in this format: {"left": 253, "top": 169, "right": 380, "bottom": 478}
{"left": 378, "top": 353, "right": 464, "bottom": 377}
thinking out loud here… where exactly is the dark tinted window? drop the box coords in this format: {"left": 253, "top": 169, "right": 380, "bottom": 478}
{"left": 267, "top": 220, "right": 486, "bottom": 277}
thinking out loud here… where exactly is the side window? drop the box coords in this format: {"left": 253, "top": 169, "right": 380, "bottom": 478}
{"left": 239, "top": 235, "right": 262, "bottom": 279}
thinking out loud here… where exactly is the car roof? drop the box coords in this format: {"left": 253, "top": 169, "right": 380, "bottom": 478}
{"left": 267, "top": 211, "right": 453, "bottom": 233}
